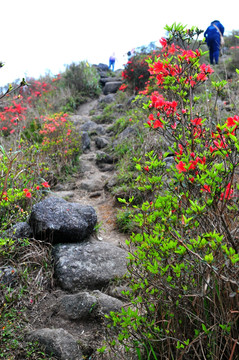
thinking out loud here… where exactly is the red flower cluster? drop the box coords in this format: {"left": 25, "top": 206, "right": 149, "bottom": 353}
{"left": 220, "top": 183, "right": 233, "bottom": 201}
{"left": 119, "top": 83, "right": 128, "bottom": 92}
{"left": 148, "top": 40, "right": 213, "bottom": 90}
{"left": 176, "top": 155, "right": 206, "bottom": 173}
{"left": 147, "top": 92, "right": 179, "bottom": 129}
{"left": 23, "top": 188, "right": 31, "bottom": 198}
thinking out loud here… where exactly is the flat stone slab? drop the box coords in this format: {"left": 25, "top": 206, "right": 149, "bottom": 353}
{"left": 53, "top": 241, "right": 128, "bottom": 291}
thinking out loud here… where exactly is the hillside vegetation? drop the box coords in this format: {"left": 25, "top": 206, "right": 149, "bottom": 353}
{"left": 0, "top": 23, "right": 239, "bottom": 359}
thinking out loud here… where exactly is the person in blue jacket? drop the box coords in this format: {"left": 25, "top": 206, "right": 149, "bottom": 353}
{"left": 109, "top": 52, "right": 116, "bottom": 72}
{"left": 204, "top": 20, "right": 225, "bottom": 65}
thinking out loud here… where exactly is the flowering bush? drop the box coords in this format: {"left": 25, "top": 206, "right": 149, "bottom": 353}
{"left": 120, "top": 53, "right": 152, "bottom": 93}
{"left": 0, "top": 74, "right": 81, "bottom": 230}
{"left": 103, "top": 24, "right": 239, "bottom": 360}
{"left": 39, "top": 112, "right": 80, "bottom": 175}
{"left": 0, "top": 144, "right": 51, "bottom": 230}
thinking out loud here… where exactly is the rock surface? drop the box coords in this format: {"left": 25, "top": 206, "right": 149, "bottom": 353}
{"left": 28, "top": 328, "right": 83, "bottom": 360}
{"left": 53, "top": 241, "right": 127, "bottom": 291}
{"left": 29, "top": 197, "right": 97, "bottom": 243}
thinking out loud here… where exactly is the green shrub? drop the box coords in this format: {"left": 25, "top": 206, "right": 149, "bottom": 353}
{"left": 61, "top": 61, "right": 101, "bottom": 101}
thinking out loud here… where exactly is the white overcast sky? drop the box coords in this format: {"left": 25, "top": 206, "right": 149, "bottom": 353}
{"left": 0, "top": 0, "right": 238, "bottom": 87}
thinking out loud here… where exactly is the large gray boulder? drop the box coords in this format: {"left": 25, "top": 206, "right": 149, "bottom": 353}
{"left": 94, "top": 63, "right": 109, "bottom": 72}
{"left": 103, "top": 81, "right": 122, "bottom": 95}
{"left": 28, "top": 328, "right": 82, "bottom": 360}
{"left": 29, "top": 197, "right": 97, "bottom": 244}
{"left": 53, "top": 241, "right": 128, "bottom": 291}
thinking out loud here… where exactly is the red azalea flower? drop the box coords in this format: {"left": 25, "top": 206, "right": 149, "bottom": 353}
{"left": 144, "top": 166, "right": 149, "bottom": 172}
{"left": 201, "top": 184, "right": 211, "bottom": 193}
{"left": 175, "top": 144, "right": 183, "bottom": 157}
{"left": 191, "top": 117, "right": 202, "bottom": 126}
{"left": 197, "top": 72, "right": 207, "bottom": 81}
{"left": 148, "top": 113, "right": 155, "bottom": 121}
{"left": 176, "top": 161, "right": 187, "bottom": 173}
{"left": 119, "top": 84, "right": 128, "bottom": 91}
{"left": 159, "top": 38, "right": 167, "bottom": 49}
{"left": 226, "top": 115, "right": 239, "bottom": 128}
{"left": 153, "top": 119, "right": 163, "bottom": 129}
{"left": 188, "top": 160, "right": 197, "bottom": 170}
{"left": 220, "top": 183, "right": 233, "bottom": 201}
{"left": 42, "top": 181, "right": 50, "bottom": 188}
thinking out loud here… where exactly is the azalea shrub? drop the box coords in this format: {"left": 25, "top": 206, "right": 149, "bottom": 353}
{"left": 120, "top": 53, "right": 151, "bottom": 93}
{"left": 39, "top": 112, "right": 80, "bottom": 176}
{"left": 0, "top": 74, "right": 81, "bottom": 231}
{"left": 103, "top": 24, "right": 239, "bottom": 360}
{"left": 0, "top": 144, "right": 51, "bottom": 231}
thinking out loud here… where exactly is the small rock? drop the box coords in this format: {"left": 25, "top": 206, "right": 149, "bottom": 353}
{"left": 56, "top": 292, "right": 98, "bottom": 320}
{"left": 93, "top": 290, "right": 124, "bottom": 315}
{"left": 81, "top": 131, "right": 91, "bottom": 152}
{"left": 27, "top": 328, "right": 82, "bottom": 360}
{"left": 95, "top": 137, "right": 109, "bottom": 149}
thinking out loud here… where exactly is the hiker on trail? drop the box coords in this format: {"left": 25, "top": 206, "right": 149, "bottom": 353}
{"left": 204, "top": 20, "right": 225, "bottom": 65}
{"left": 109, "top": 52, "right": 116, "bottom": 71}
{"left": 127, "top": 48, "right": 135, "bottom": 61}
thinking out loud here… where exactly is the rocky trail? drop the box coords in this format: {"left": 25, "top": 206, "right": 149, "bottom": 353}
{"left": 25, "top": 90, "right": 130, "bottom": 360}
{"left": 54, "top": 96, "right": 126, "bottom": 247}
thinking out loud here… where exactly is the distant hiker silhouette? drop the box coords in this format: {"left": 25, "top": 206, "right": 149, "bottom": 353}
{"left": 204, "top": 20, "right": 224, "bottom": 65}
{"left": 109, "top": 52, "right": 116, "bottom": 71}
{"left": 127, "top": 49, "right": 135, "bottom": 60}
